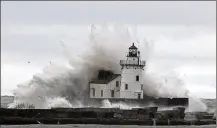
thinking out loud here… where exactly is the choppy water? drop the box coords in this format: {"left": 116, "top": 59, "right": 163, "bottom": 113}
{"left": 1, "top": 125, "right": 216, "bottom": 128}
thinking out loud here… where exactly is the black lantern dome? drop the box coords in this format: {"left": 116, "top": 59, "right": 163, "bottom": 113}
{"left": 128, "top": 43, "right": 138, "bottom": 57}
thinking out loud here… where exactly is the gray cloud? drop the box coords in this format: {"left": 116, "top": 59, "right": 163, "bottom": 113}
{"left": 1, "top": 1, "right": 216, "bottom": 25}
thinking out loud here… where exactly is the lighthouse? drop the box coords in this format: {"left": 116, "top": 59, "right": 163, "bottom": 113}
{"left": 89, "top": 43, "right": 188, "bottom": 107}
{"left": 89, "top": 43, "right": 146, "bottom": 99}
{"left": 120, "top": 43, "right": 145, "bottom": 99}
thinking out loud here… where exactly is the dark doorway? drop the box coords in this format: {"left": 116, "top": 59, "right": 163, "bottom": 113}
{"left": 138, "top": 94, "right": 141, "bottom": 99}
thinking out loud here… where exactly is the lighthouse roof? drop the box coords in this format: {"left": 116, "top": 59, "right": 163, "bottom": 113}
{"left": 90, "top": 70, "right": 121, "bottom": 84}
{"left": 129, "top": 43, "right": 137, "bottom": 49}
{"left": 90, "top": 74, "right": 120, "bottom": 84}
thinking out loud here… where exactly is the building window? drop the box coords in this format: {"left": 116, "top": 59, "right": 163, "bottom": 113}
{"left": 136, "top": 75, "right": 139, "bottom": 81}
{"left": 125, "top": 84, "right": 128, "bottom": 90}
{"left": 111, "top": 90, "right": 115, "bottom": 97}
{"left": 92, "top": 88, "right": 95, "bottom": 97}
{"left": 116, "top": 81, "right": 119, "bottom": 87}
{"left": 101, "top": 90, "right": 103, "bottom": 97}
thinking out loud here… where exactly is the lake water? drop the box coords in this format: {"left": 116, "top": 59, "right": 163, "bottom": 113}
{"left": 1, "top": 124, "right": 216, "bottom": 128}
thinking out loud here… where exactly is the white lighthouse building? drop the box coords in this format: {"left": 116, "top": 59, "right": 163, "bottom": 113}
{"left": 90, "top": 43, "right": 146, "bottom": 99}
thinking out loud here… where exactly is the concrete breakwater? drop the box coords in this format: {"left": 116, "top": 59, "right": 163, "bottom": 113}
{"left": 0, "top": 107, "right": 215, "bottom": 125}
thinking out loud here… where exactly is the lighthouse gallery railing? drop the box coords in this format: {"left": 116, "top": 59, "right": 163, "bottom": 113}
{"left": 120, "top": 60, "right": 146, "bottom": 66}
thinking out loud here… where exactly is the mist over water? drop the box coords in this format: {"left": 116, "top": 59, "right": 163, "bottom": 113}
{"left": 9, "top": 23, "right": 207, "bottom": 112}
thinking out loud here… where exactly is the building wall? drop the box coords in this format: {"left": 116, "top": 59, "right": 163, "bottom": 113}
{"left": 90, "top": 76, "right": 121, "bottom": 99}
{"left": 90, "top": 65, "right": 144, "bottom": 99}
{"left": 90, "top": 83, "right": 107, "bottom": 98}
{"left": 120, "top": 67, "right": 144, "bottom": 99}
{"left": 107, "top": 76, "right": 121, "bottom": 98}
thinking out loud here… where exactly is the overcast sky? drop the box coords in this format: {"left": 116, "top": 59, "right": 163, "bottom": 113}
{"left": 1, "top": 1, "right": 216, "bottom": 98}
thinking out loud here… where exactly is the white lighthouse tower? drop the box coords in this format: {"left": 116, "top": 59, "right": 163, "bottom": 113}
{"left": 119, "top": 43, "right": 146, "bottom": 99}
